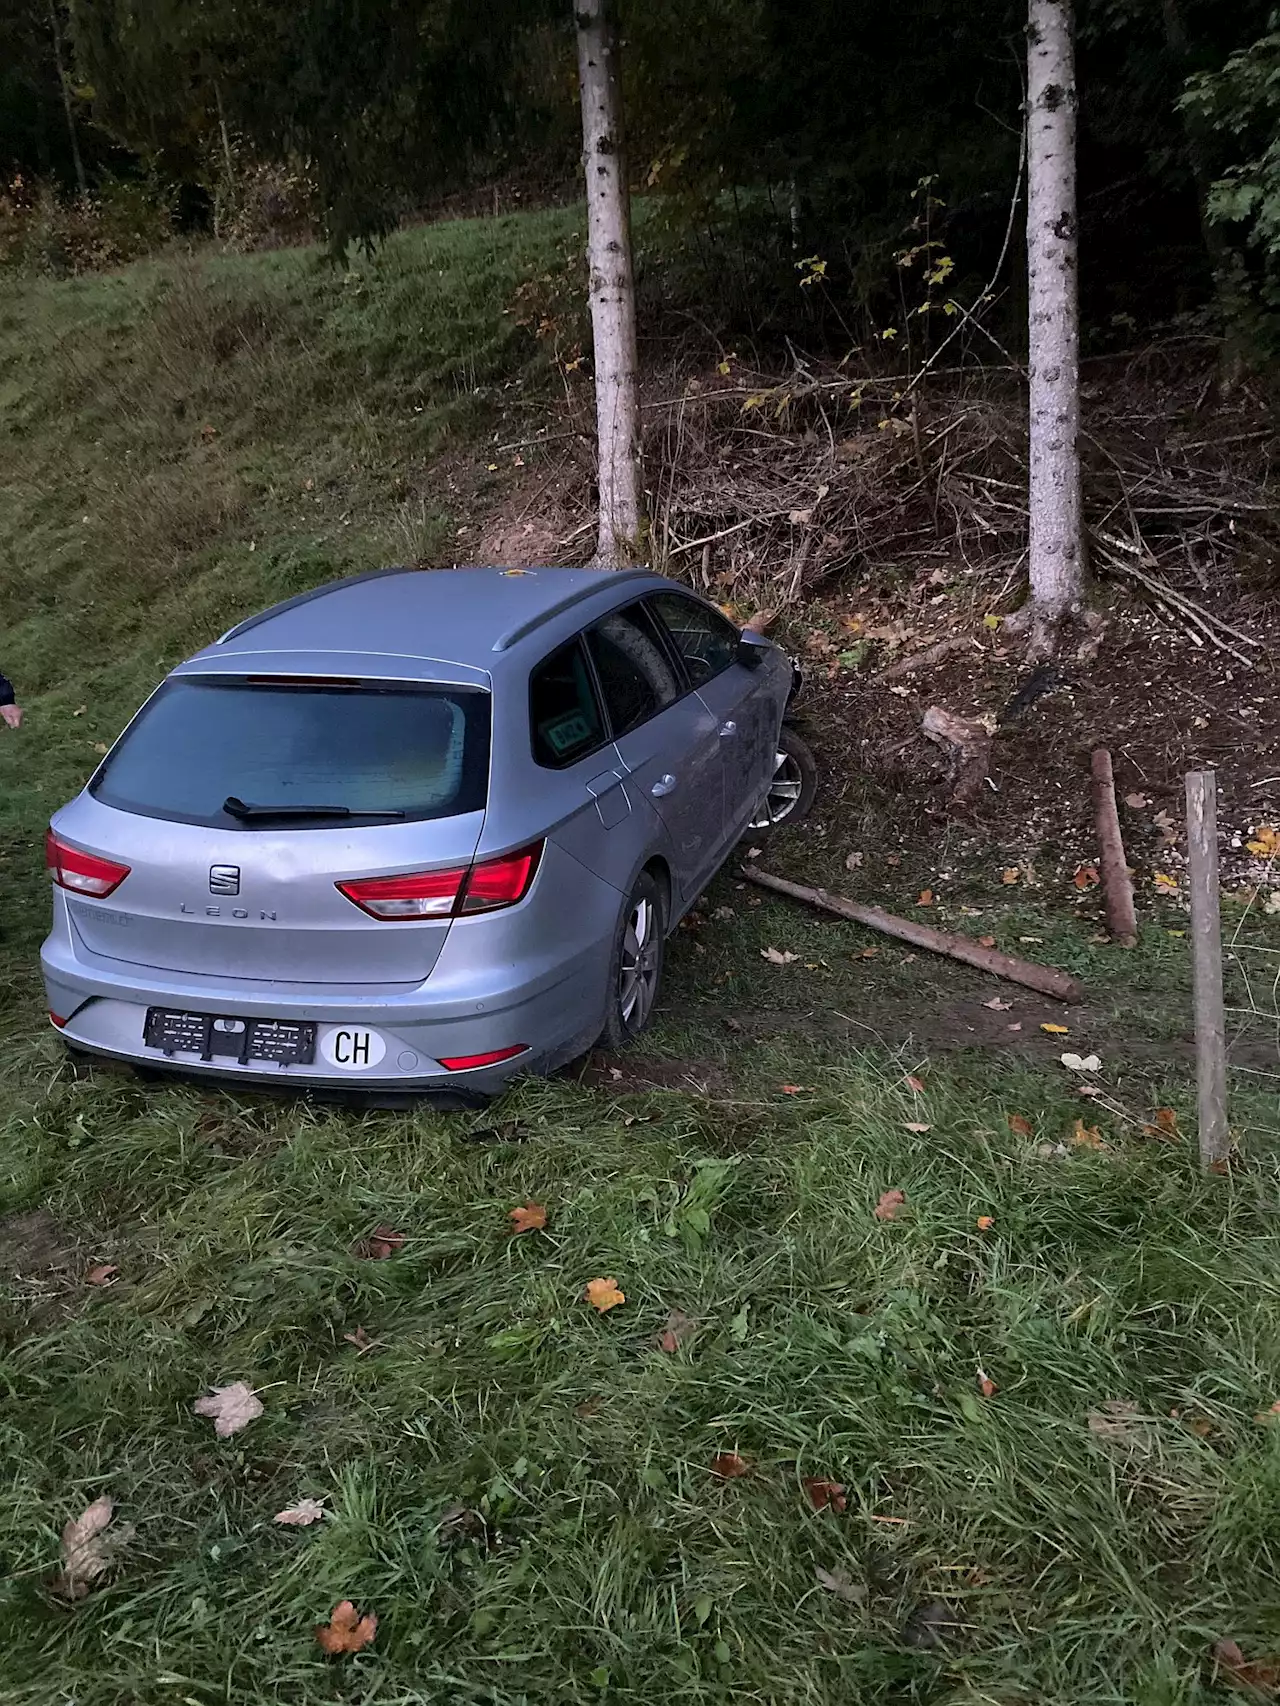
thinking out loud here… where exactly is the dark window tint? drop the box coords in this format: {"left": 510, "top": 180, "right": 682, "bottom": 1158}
{"left": 92, "top": 679, "right": 490, "bottom": 828}
{"left": 530, "top": 639, "right": 606, "bottom": 769}
{"left": 587, "top": 604, "right": 680, "bottom": 737}
{"left": 648, "top": 592, "right": 740, "bottom": 686}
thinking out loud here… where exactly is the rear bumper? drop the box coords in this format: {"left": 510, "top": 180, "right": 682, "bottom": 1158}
{"left": 41, "top": 864, "right": 621, "bottom": 1096}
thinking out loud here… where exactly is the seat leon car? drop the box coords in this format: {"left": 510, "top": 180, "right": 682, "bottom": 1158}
{"left": 42, "top": 565, "right": 803, "bottom": 1100}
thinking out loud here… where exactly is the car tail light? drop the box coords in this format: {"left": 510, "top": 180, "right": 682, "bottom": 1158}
{"left": 439, "top": 1044, "right": 529, "bottom": 1072}
{"left": 46, "top": 831, "right": 130, "bottom": 898}
{"left": 337, "top": 842, "right": 542, "bottom": 921}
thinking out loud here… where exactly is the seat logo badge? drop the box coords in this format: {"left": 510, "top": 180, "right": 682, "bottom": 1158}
{"left": 210, "top": 865, "right": 241, "bottom": 896}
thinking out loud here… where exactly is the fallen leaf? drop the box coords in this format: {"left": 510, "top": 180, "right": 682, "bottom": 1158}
{"left": 659, "top": 1307, "right": 696, "bottom": 1353}
{"left": 508, "top": 1203, "right": 547, "bottom": 1235}
{"left": 274, "top": 1498, "right": 326, "bottom": 1527}
{"left": 804, "top": 1478, "right": 848, "bottom": 1512}
{"left": 874, "top": 1188, "right": 906, "bottom": 1221}
{"left": 1187, "top": 1415, "right": 1216, "bottom": 1439}
{"left": 1246, "top": 825, "right": 1280, "bottom": 859}
{"left": 856, "top": 945, "right": 880, "bottom": 959}
{"left": 438, "top": 1502, "right": 486, "bottom": 1542}
{"left": 1078, "top": 1084, "right": 1103, "bottom": 1098}
{"left": 903, "top": 1122, "right": 932, "bottom": 1133}
{"left": 50, "top": 1495, "right": 132, "bottom": 1600}
{"left": 713, "top": 905, "right": 735, "bottom": 920}
{"left": 1073, "top": 865, "right": 1100, "bottom": 889}
{"left": 976, "top": 1215, "right": 995, "bottom": 1230}
{"left": 1070, "top": 1120, "right": 1106, "bottom": 1151}
{"left": 844, "top": 851, "right": 864, "bottom": 871}
{"left": 1124, "top": 792, "right": 1149, "bottom": 809}
{"left": 983, "top": 996, "right": 1012, "bottom": 1011}
{"left": 1060, "top": 1052, "right": 1102, "bottom": 1073}
{"left": 316, "top": 1600, "right": 378, "bottom": 1655}
{"left": 1213, "top": 1638, "right": 1280, "bottom": 1693}
{"left": 1146, "top": 1107, "right": 1180, "bottom": 1139}
{"left": 1000, "top": 867, "right": 1020, "bottom": 885}
{"left": 762, "top": 946, "right": 799, "bottom": 965}
{"left": 353, "top": 1225, "right": 406, "bottom": 1260}
{"left": 978, "top": 934, "right": 997, "bottom": 948}
{"left": 1019, "top": 935, "right": 1043, "bottom": 944}
{"left": 780, "top": 1084, "right": 809, "bottom": 1095}
{"left": 1007, "top": 1113, "right": 1033, "bottom": 1136}
{"left": 886, "top": 853, "right": 901, "bottom": 867}
{"left": 342, "top": 1327, "right": 380, "bottom": 1354}
{"left": 1153, "top": 871, "right": 1179, "bottom": 893}
{"left": 1007, "top": 1022, "right": 1023, "bottom": 1032}
{"left": 1087, "top": 1399, "right": 1142, "bottom": 1438}
{"left": 85, "top": 1263, "right": 119, "bottom": 1287}
{"left": 904, "top": 1074, "right": 926, "bottom": 1093}
{"left": 584, "top": 1277, "right": 626, "bottom": 1313}
{"left": 815, "top": 1564, "right": 866, "bottom": 1605}
{"left": 1040, "top": 1023, "right": 1069, "bottom": 1035}
{"left": 192, "top": 1381, "right": 264, "bottom": 1438}
{"left": 1254, "top": 1400, "right": 1280, "bottom": 1423}
{"left": 917, "top": 889, "right": 934, "bottom": 906}
{"left": 709, "top": 1452, "right": 751, "bottom": 1479}
{"left": 977, "top": 1367, "right": 997, "bottom": 1398}
{"left": 1153, "top": 810, "right": 1178, "bottom": 846}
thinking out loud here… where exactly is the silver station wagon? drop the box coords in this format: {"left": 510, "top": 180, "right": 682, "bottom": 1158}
{"left": 42, "top": 566, "right": 812, "bottom": 1100}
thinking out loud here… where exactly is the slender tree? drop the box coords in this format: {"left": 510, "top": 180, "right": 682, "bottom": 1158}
{"left": 1018, "top": 0, "right": 1084, "bottom": 657}
{"left": 47, "top": 0, "right": 86, "bottom": 194}
{"left": 575, "top": 0, "right": 644, "bottom": 565}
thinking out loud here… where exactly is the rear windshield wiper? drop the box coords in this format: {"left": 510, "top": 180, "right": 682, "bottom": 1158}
{"left": 223, "top": 796, "right": 407, "bottom": 822}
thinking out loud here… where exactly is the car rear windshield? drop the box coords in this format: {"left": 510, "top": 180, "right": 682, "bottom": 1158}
{"left": 91, "top": 678, "right": 491, "bottom": 828}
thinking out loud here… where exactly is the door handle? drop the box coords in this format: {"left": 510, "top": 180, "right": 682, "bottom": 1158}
{"left": 650, "top": 774, "right": 678, "bottom": 797}
{"left": 719, "top": 720, "right": 737, "bottom": 738}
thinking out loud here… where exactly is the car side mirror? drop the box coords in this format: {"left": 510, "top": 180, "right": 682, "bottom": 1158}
{"left": 736, "top": 634, "right": 766, "bottom": 670}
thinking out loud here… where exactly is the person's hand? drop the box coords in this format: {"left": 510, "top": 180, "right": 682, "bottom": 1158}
{"left": 1, "top": 704, "right": 22, "bottom": 730}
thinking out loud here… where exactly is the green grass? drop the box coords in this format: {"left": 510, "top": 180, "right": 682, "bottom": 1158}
{"left": 3, "top": 213, "right": 1280, "bottom": 1704}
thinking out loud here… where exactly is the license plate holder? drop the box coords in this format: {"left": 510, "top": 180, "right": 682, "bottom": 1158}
{"left": 144, "top": 1007, "right": 316, "bottom": 1066}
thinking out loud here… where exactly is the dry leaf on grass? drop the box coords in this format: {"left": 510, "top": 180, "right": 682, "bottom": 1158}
{"left": 50, "top": 1495, "right": 133, "bottom": 1600}
{"left": 904, "top": 1075, "right": 926, "bottom": 1093}
{"left": 709, "top": 1452, "right": 751, "bottom": 1479}
{"left": 1213, "top": 1638, "right": 1280, "bottom": 1693}
{"left": 1153, "top": 871, "right": 1179, "bottom": 893}
{"left": 584, "top": 1277, "right": 625, "bottom": 1313}
{"left": 658, "top": 1308, "right": 696, "bottom": 1353}
{"left": 343, "top": 1326, "right": 381, "bottom": 1354}
{"left": 353, "top": 1225, "right": 406, "bottom": 1260}
{"left": 192, "top": 1381, "right": 264, "bottom": 1438}
{"left": 761, "top": 946, "right": 799, "bottom": 965}
{"left": 1124, "top": 792, "right": 1149, "bottom": 809}
{"left": 508, "top": 1203, "right": 547, "bottom": 1235}
{"left": 978, "top": 1368, "right": 997, "bottom": 1398}
{"left": 1073, "top": 865, "right": 1100, "bottom": 889}
{"left": 1070, "top": 1120, "right": 1106, "bottom": 1151}
{"left": 815, "top": 1564, "right": 866, "bottom": 1604}
{"left": 874, "top": 1188, "right": 906, "bottom": 1221}
{"left": 780, "top": 1084, "right": 809, "bottom": 1095}
{"left": 1000, "top": 867, "right": 1021, "bottom": 885}
{"left": 274, "top": 1498, "right": 326, "bottom": 1527}
{"left": 85, "top": 1264, "right": 119, "bottom": 1287}
{"left": 976, "top": 1215, "right": 995, "bottom": 1230}
{"left": 983, "top": 996, "right": 1012, "bottom": 1011}
{"left": 845, "top": 851, "right": 864, "bottom": 871}
{"left": 1006, "top": 1114, "right": 1033, "bottom": 1136}
{"left": 804, "top": 1478, "right": 847, "bottom": 1512}
{"left": 1146, "top": 1107, "right": 1180, "bottom": 1139}
{"left": 916, "top": 889, "right": 934, "bottom": 906}
{"left": 977, "top": 934, "right": 997, "bottom": 948}
{"left": 1254, "top": 1400, "right": 1280, "bottom": 1423}
{"left": 1246, "top": 825, "right": 1280, "bottom": 859}
{"left": 316, "top": 1600, "right": 378, "bottom": 1655}
{"left": 903, "top": 1122, "right": 932, "bottom": 1134}
{"left": 1041, "top": 1023, "right": 1069, "bottom": 1035}
{"left": 1087, "top": 1400, "right": 1142, "bottom": 1438}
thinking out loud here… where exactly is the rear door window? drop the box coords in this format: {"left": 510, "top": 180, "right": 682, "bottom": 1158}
{"left": 91, "top": 678, "right": 490, "bottom": 827}
{"left": 647, "top": 592, "right": 741, "bottom": 687}
{"left": 586, "top": 603, "right": 681, "bottom": 737}
{"left": 530, "top": 639, "right": 607, "bottom": 769}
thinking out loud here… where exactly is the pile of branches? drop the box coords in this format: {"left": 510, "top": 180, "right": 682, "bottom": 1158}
{"left": 640, "top": 344, "right": 1277, "bottom": 643}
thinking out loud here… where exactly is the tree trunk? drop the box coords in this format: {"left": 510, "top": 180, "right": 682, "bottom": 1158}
{"left": 1019, "top": 0, "right": 1083, "bottom": 657}
{"left": 575, "top": 0, "right": 644, "bottom": 566}
{"left": 48, "top": 0, "right": 87, "bottom": 198}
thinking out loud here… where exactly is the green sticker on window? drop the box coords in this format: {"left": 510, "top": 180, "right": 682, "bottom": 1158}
{"left": 543, "top": 713, "right": 594, "bottom": 755}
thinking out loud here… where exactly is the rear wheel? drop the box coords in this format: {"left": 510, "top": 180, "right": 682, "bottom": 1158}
{"left": 749, "top": 724, "right": 818, "bottom": 831}
{"left": 600, "top": 870, "right": 666, "bottom": 1051}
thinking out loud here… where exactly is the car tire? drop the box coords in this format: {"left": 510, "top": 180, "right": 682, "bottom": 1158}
{"left": 600, "top": 869, "right": 667, "bottom": 1052}
{"left": 749, "top": 723, "right": 818, "bottom": 832}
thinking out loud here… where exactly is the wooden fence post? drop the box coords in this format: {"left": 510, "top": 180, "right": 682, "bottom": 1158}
{"left": 1185, "top": 770, "right": 1229, "bottom": 1167}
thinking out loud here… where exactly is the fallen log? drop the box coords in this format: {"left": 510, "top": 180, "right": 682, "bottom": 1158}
{"left": 742, "top": 866, "right": 1082, "bottom": 1002}
{"left": 873, "top": 635, "right": 973, "bottom": 685}
{"left": 1089, "top": 747, "right": 1138, "bottom": 947}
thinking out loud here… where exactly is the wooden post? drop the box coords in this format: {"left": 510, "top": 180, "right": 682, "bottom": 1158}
{"left": 1185, "top": 770, "right": 1229, "bottom": 1167}
{"left": 1090, "top": 748, "right": 1138, "bottom": 946}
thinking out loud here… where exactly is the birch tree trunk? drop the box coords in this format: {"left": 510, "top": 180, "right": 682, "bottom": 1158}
{"left": 48, "top": 0, "right": 88, "bottom": 197}
{"left": 1020, "top": 0, "right": 1083, "bottom": 656}
{"left": 575, "top": 0, "right": 644, "bottom": 566}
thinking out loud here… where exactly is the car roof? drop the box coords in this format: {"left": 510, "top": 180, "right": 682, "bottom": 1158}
{"left": 188, "top": 565, "right": 676, "bottom": 677}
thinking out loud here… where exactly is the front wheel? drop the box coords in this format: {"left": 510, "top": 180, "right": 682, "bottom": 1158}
{"left": 600, "top": 869, "right": 666, "bottom": 1051}
{"left": 749, "top": 724, "right": 818, "bottom": 831}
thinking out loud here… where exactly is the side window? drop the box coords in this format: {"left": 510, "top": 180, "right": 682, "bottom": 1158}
{"left": 587, "top": 604, "right": 680, "bottom": 738}
{"left": 530, "top": 639, "right": 607, "bottom": 769}
{"left": 647, "top": 592, "right": 740, "bottom": 686}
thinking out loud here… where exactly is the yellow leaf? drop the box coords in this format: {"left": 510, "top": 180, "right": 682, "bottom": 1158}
{"left": 1001, "top": 867, "right": 1020, "bottom": 885}
{"left": 1070, "top": 1119, "right": 1105, "bottom": 1150}
{"left": 917, "top": 888, "right": 934, "bottom": 906}
{"left": 983, "top": 613, "right": 1001, "bottom": 630}
{"left": 1153, "top": 871, "right": 1179, "bottom": 892}
{"left": 976, "top": 1215, "right": 995, "bottom": 1230}
{"left": 585, "top": 1277, "right": 626, "bottom": 1313}
{"left": 508, "top": 1203, "right": 547, "bottom": 1235}
{"left": 1041, "top": 1023, "right": 1069, "bottom": 1035}
{"left": 1247, "top": 825, "right": 1280, "bottom": 858}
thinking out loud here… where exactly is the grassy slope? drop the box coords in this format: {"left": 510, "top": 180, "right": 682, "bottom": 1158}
{"left": 2, "top": 217, "right": 1280, "bottom": 1706}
